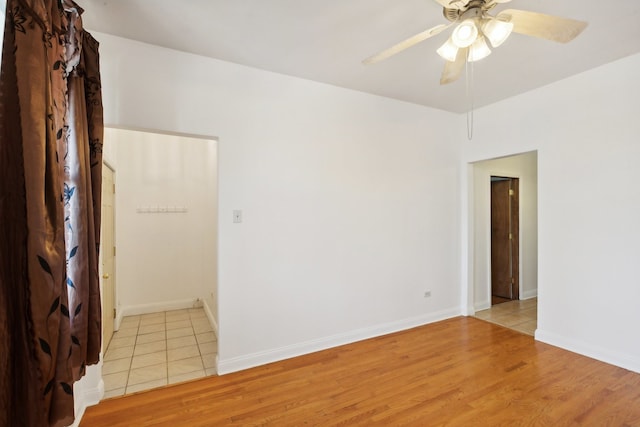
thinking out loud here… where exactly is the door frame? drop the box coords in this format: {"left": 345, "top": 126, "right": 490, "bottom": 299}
{"left": 482, "top": 170, "right": 522, "bottom": 308}
{"left": 100, "top": 161, "right": 117, "bottom": 349}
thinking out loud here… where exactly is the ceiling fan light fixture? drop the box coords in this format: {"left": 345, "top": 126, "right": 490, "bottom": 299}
{"left": 467, "top": 36, "right": 491, "bottom": 62}
{"left": 482, "top": 18, "right": 514, "bottom": 47}
{"left": 452, "top": 19, "right": 478, "bottom": 48}
{"left": 436, "top": 38, "right": 459, "bottom": 62}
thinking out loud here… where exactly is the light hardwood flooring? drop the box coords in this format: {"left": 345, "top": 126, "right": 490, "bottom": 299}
{"left": 102, "top": 307, "right": 217, "bottom": 397}
{"left": 82, "top": 316, "right": 640, "bottom": 426}
{"left": 474, "top": 297, "right": 537, "bottom": 335}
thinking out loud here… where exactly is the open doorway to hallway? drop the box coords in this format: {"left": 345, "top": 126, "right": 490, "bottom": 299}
{"left": 470, "top": 152, "right": 538, "bottom": 335}
{"left": 99, "top": 127, "right": 218, "bottom": 397}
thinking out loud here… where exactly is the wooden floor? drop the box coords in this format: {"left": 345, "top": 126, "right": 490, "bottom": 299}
{"left": 81, "top": 317, "right": 640, "bottom": 426}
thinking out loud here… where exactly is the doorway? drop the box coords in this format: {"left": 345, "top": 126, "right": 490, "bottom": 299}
{"left": 490, "top": 176, "right": 519, "bottom": 305}
{"left": 99, "top": 128, "right": 219, "bottom": 397}
{"left": 469, "top": 151, "right": 538, "bottom": 335}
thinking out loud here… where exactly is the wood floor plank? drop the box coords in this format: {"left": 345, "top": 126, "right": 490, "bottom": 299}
{"left": 81, "top": 317, "right": 640, "bottom": 426}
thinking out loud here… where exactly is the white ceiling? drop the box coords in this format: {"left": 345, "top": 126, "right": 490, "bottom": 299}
{"left": 81, "top": 0, "right": 640, "bottom": 113}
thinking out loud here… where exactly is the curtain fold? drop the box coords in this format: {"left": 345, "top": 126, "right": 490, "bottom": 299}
{"left": 0, "top": 0, "right": 103, "bottom": 426}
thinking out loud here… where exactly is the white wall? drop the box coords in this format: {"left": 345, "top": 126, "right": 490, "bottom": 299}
{"left": 463, "top": 52, "right": 640, "bottom": 373}
{"left": 472, "top": 152, "right": 538, "bottom": 310}
{"left": 102, "top": 132, "right": 117, "bottom": 167}
{"left": 94, "top": 33, "right": 462, "bottom": 373}
{"left": 105, "top": 128, "right": 217, "bottom": 319}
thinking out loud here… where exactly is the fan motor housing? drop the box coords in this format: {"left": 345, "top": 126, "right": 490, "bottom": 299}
{"left": 443, "top": 0, "right": 495, "bottom": 22}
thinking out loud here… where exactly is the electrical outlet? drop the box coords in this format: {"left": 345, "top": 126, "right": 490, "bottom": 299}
{"left": 424, "top": 290, "right": 432, "bottom": 298}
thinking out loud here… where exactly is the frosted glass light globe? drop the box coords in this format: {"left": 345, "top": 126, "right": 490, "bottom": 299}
{"left": 452, "top": 20, "right": 478, "bottom": 48}
{"left": 483, "top": 18, "right": 514, "bottom": 47}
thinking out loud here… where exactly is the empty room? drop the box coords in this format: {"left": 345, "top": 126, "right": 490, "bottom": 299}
{"left": 1, "top": 1, "right": 639, "bottom": 426}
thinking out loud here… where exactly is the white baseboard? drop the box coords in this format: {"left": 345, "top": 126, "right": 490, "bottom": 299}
{"left": 464, "top": 305, "right": 475, "bottom": 316}
{"left": 521, "top": 289, "right": 538, "bottom": 300}
{"left": 115, "top": 310, "right": 124, "bottom": 331}
{"left": 115, "top": 298, "right": 203, "bottom": 330}
{"left": 71, "top": 370, "right": 104, "bottom": 427}
{"left": 81, "top": 378, "right": 104, "bottom": 408}
{"left": 202, "top": 300, "right": 218, "bottom": 338}
{"left": 217, "top": 307, "right": 461, "bottom": 375}
{"left": 536, "top": 329, "right": 640, "bottom": 374}
{"left": 474, "top": 301, "right": 491, "bottom": 312}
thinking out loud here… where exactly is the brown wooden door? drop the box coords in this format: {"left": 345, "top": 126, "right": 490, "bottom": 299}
{"left": 491, "top": 177, "right": 519, "bottom": 302}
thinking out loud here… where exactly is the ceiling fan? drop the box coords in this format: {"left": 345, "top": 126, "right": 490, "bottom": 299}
{"left": 363, "top": 0, "right": 588, "bottom": 84}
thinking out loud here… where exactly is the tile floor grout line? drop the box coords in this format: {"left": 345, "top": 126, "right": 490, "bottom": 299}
{"left": 123, "top": 319, "right": 138, "bottom": 393}
{"left": 473, "top": 298, "right": 537, "bottom": 336}
{"left": 106, "top": 307, "right": 215, "bottom": 398}
{"left": 124, "top": 317, "right": 138, "bottom": 394}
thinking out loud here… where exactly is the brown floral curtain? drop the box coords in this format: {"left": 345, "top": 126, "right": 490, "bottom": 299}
{"left": 0, "top": 0, "right": 103, "bottom": 426}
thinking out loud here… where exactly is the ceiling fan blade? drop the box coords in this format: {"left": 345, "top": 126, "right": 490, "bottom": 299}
{"left": 440, "top": 47, "right": 468, "bottom": 85}
{"left": 496, "top": 9, "right": 588, "bottom": 43}
{"left": 363, "top": 23, "right": 452, "bottom": 65}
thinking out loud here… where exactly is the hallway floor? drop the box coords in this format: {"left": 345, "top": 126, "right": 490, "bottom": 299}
{"left": 473, "top": 297, "right": 537, "bottom": 336}
{"left": 102, "top": 307, "right": 217, "bottom": 398}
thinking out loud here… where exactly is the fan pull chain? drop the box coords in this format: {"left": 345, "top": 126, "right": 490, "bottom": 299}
{"left": 465, "top": 55, "right": 474, "bottom": 140}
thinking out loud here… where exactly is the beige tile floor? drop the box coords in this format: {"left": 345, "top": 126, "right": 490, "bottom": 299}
{"left": 102, "top": 307, "right": 217, "bottom": 399}
{"left": 474, "top": 297, "right": 537, "bottom": 336}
